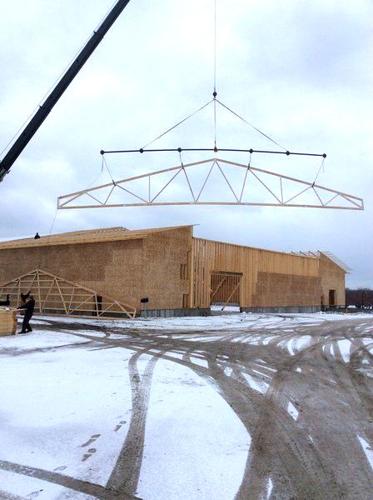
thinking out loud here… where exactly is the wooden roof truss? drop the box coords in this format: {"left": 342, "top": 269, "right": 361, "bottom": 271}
{"left": 58, "top": 158, "right": 364, "bottom": 210}
{"left": 0, "top": 269, "right": 136, "bottom": 319}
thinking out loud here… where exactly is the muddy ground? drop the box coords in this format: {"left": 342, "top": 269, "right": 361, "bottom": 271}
{"left": 1, "top": 316, "right": 372, "bottom": 499}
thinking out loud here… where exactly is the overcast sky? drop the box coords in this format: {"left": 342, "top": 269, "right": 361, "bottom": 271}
{"left": 0, "top": 0, "right": 372, "bottom": 287}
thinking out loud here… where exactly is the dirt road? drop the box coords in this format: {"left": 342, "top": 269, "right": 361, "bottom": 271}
{"left": 1, "top": 315, "right": 372, "bottom": 499}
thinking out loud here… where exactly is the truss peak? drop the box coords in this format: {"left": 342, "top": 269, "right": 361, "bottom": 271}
{"left": 58, "top": 158, "right": 363, "bottom": 210}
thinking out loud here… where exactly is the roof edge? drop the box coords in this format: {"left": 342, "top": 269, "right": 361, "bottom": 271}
{"left": 193, "top": 236, "right": 319, "bottom": 260}
{"left": 0, "top": 224, "right": 195, "bottom": 250}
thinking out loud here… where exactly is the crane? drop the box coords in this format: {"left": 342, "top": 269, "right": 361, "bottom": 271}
{"left": 0, "top": 0, "right": 131, "bottom": 183}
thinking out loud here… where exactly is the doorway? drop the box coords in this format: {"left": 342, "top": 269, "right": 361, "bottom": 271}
{"left": 210, "top": 271, "right": 242, "bottom": 308}
{"left": 329, "top": 289, "right": 336, "bottom": 307}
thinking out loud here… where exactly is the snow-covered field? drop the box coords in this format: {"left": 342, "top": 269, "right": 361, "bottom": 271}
{"left": 0, "top": 312, "right": 372, "bottom": 499}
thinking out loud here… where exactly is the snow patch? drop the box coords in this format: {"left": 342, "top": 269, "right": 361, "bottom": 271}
{"left": 137, "top": 359, "right": 250, "bottom": 499}
{"left": 287, "top": 402, "right": 299, "bottom": 421}
{"left": 265, "top": 477, "right": 273, "bottom": 499}
{"left": 0, "top": 333, "right": 135, "bottom": 487}
{"left": 0, "top": 469, "right": 82, "bottom": 499}
{"left": 361, "top": 339, "right": 373, "bottom": 354}
{"left": 242, "top": 373, "right": 268, "bottom": 395}
{"left": 295, "top": 335, "right": 312, "bottom": 351}
{"left": 189, "top": 356, "right": 208, "bottom": 368}
{"left": 357, "top": 435, "right": 373, "bottom": 470}
{"left": 337, "top": 339, "right": 352, "bottom": 363}
{"left": 262, "top": 335, "right": 276, "bottom": 346}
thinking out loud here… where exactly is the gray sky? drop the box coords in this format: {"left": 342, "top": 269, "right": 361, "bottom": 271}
{"left": 0, "top": 0, "right": 372, "bottom": 287}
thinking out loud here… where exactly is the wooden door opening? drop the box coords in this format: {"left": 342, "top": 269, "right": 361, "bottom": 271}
{"left": 210, "top": 271, "right": 242, "bottom": 309}
{"left": 329, "top": 289, "right": 336, "bottom": 307}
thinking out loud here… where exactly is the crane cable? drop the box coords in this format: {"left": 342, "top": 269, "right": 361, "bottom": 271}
{"left": 215, "top": 99, "right": 287, "bottom": 151}
{"left": 1, "top": 1, "right": 121, "bottom": 160}
{"left": 40, "top": 1, "right": 123, "bottom": 242}
{"left": 141, "top": 99, "right": 214, "bottom": 150}
{"left": 102, "top": 155, "right": 115, "bottom": 183}
{"left": 313, "top": 156, "right": 326, "bottom": 184}
{"left": 213, "top": 0, "right": 217, "bottom": 149}
{"left": 46, "top": 148, "right": 116, "bottom": 239}
{"left": 138, "top": 0, "right": 288, "bottom": 153}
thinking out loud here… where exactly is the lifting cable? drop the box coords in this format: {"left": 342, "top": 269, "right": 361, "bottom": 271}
{"left": 141, "top": 99, "right": 214, "bottom": 150}
{"left": 1, "top": 1, "right": 119, "bottom": 160}
{"left": 213, "top": 0, "right": 218, "bottom": 149}
{"left": 45, "top": 149, "right": 115, "bottom": 240}
{"left": 178, "top": 149, "right": 183, "bottom": 167}
{"left": 137, "top": 0, "right": 287, "bottom": 154}
{"left": 101, "top": 0, "right": 314, "bottom": 162}
{"left": 213, "top": 0, "right": 217, "bottom": 96}
{"left": 138, "top": 95, "right": 288, "bottom": 154}
{"left": 0, "top": 111, "right": 37, "bottom": 158}
{"left": 215, "top": 99, "right": 287, "bottom": 151}
{"left": 211, "top": 0, "right": 285, "bottom": 152}
{"left": 37, "top": 206, "right": 59, "bottom": 269}
{"left": 313, "top": 156, "right": 326, "bottom": 184}
{"left": 48, "top": 208, "right": 58, "bottom": 236}
{"left": 102, "top": 154, "right": 115, "bottom": 183}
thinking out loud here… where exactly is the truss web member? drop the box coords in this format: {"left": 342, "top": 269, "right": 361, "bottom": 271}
{"left": 17, "top": 292, "right": 35, "bottom": 334}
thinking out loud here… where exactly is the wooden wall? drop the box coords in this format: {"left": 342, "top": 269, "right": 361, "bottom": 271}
{"left": 0, "top": 227, "right": 346, "bottom": 312}
{"left": 142, "top": 227, "right": 192, "bottom": 309}
{"left": 192, "top": 238, "right": 324, "bottom": 308}
{"left": 0, "top": 239, "right": 143, "bottom": 308}
{"left": 0, "top": 226, "right": 193, "bottom": 311}
{"left": 318, "top": 253, "right": 346, "bottom": 307}
{"left": 252, "top": 272, "right": 321, "bottom": 307}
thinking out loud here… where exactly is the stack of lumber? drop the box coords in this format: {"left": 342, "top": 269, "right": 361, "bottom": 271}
{"left": 0, "top": 307, "right": 17, "bottom": 336}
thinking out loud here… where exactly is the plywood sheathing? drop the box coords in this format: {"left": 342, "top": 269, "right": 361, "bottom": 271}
{"left": 142, "top": 227, "right": 193, "bottom": 309}
{"left": 252, "top": 272, "right": 321, "bottom": 307}
{"left": 0, "top": 269, "right": 136, "bottom": 318}
{"left": 318, "top": 252, "right": 346, "bottom": 307}
{"left": 0, "top": 225, "right": 346, "bottom": 312}
{"left": 0, "top": 240, "right": 143, "bottom": 308}
{"left": 0, "top": 225, "right": 194, "bottom": 311}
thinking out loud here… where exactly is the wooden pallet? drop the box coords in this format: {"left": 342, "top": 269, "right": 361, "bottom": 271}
{"left": 0, "top": 308, "right": 17, "bottom": 336}
{"left": 0, "top": 269, "right": 136, "bottom": 319}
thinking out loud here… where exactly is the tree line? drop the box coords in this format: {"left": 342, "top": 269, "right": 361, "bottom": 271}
{"left": 345, "top": 288, "right": 373, "bottom": 308}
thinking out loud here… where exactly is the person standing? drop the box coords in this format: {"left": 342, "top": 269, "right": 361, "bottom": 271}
{"left": 17, "top": 293, "right": 35, "bottom": 333}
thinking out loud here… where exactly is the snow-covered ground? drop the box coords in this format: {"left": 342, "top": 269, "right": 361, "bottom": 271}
{"left": 0, "top": 323, "right": 251, "bottom": 499}
{"left": 0, "top": 312, "right": 372, "bottom": 499}
{"left": 34, "top": 310, "right": 373, "bottom": 331}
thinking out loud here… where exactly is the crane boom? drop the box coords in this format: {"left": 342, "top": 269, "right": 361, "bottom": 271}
{"left": 0, "top": 0, "right": 131, "bottom": 183}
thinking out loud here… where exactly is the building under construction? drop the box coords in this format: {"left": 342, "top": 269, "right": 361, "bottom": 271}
{"left": 0, "top": 225, "right": 346, "bottom": 317}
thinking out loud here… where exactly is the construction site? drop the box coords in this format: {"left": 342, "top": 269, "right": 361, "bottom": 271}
{"left": 0, "top": 225, "right": 347, "bottom": 318}
{"left": 0, "top": 1, "right": 372, "bottom": 499}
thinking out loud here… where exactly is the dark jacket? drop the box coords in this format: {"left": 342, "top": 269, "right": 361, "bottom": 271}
{"left": 18, "top": 297, "right": 35, "bottom": 315}
{"left": 0, "top": 294, "right": 10, "bottom": 306}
